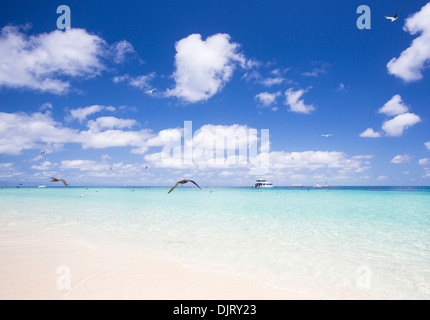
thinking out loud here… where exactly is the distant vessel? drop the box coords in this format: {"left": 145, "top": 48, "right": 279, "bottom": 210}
{"left": 314, "top": 182, "right": 328, "bottom": 188}
{"left": 253, "top": 179, "right": 274, "bottom": 188}
{"left": 289, "top": 184, "right": 304, "bottom": 188}
{"left": 37, "top": 185, "right": 46, "bottom": 188}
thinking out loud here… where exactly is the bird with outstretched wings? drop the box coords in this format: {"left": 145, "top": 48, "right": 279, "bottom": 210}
{"left": 50, "top": 177, "right": 68, "bottom": 186}
{"left": 168, "top": 180, "right": 201, "bottom": 194}
{"left": 385, "top": 10, "right": 401, "bottom": 22}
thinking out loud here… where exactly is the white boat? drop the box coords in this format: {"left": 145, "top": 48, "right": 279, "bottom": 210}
{"left": 253, "top": 179, "right": 274, "bottom": 188}
{"left": 37, "top": 185, "right": 46, "bottom": 188}
{"left": 314, "top": 182, "right": 328, "bottom": 188}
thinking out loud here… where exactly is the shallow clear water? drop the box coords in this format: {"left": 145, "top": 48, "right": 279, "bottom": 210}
{"left": 1, "top": 186, "right": 429, "bottom": 299}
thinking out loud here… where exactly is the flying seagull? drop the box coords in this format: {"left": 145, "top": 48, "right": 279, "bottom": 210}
{"left": 41, "top": 151, "right": 47, "bottom": 155}
{"left": 321, "top": 134, "right": 333, "bottom": 138}
{"left": 145, "top": 89, "right": 156, "bottom": 94}
{"left": 50, "top": 177, "right": 68, "bottom": 186}
{"left": 145, "top": 165, "right": 149, "bottom": 170}
{"left": 385, "top": 10, "right": 400, "bottom": 22}
{"left": 168, "top": 180, "right": 202, "bottom": 194}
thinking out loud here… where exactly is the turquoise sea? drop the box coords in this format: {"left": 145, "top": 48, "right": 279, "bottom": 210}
{"left": 1, "top": 186, "right": 429, "bottom": 299}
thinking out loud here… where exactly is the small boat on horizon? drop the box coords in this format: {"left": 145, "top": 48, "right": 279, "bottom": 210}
{"left": 253, "top": 179, "right": 274, "bottom": 188}
{"left": 37, "top": 185, "right": 46, "bottom": 188}
{"left": 314, "top": 182, "right": 329, "bottom": 188}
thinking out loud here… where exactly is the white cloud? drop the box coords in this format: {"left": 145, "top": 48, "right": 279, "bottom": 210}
{"left": 68, "top": 105, "right": 116, "bottom": 123}
{"left": 31, "top": 161, "right": 56, "bottom": 171}
{"left": 387, "top": 3, "right": 430, "bottom": 82}
{"left": 112, "top": 40, "right": 135, "bottom": 64}
{"left": 0, "top": 163, "right": 23, "bottom": 179}
{"left": 0, "top": 111, "right": 175, "bottom": 156}
{"left": 268, "top": 151, "right": 363, "bottom": 172}
{"left": 0, "top": 111, "right": 78, "bottom": 155}
{"left": 113, "top": 73, "right": 155, "bottom": 91}
{"left": 359, "top": 128, "right": 381, "bottom": 138}
{"left": 418, "top": 158, "right": 430, "bottom": 165}
{"left": 302, "top": 63, "right": 329, "bottom": 77}
{"left": 378, "top": 95, "right": 409, "bottom": 116}
{"left": 284, "top": 87, "right": 315, "bottom": 114}
{"left": 336, "top": 83, "right": 345, "bottom": 91}
{"left": 391, "top": 154, "right": 412, "bottom": 164}
{"left": 426, "top": 142, "right": 430, "bottom": 150}
{"left": 361, "top": 96, "right": 420, "bottom": 137}
{"left": 87, "top": 117, "right": 137, "bottom": 132}
{"left": 260, "top": 77, "right": 286, "bottom": 87}
{"left": 0, "top": 26, "right": 107, "bottom": 94}
{"left": 255, "top": 91, "right": 281, "bottom": 107}
{"left": 166, "top": 33, "right": 251, "bottom": 103}
{"left": 219, "top": 171, "right": 234, "bottom": 177}
{"left": 39, "top": 103, "right": 53, "bottom": 111}
{"left": 425, "top": 168, "right": 430, "bottom": 178}
{"left": 382, "top": 113, "right": 421, "bottom": 137}
{"left": 377, "top": 175, "right": 388, "bottom": 181}
{"left": 352, "top": 155, "right": 374, "bottom": 160}
{"left": 77, "top": 127, "right": 153, "bottom": 151}
{"left": 61, "top": 160, "right": 109, "bottom": 172}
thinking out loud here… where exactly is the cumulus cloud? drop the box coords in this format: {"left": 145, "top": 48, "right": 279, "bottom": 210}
{"left": 113, "top": 73, "right": 155, "bottom": 91}
{"left": 87, "top": 117, "right": 137, "bottom": 132}
{"left": 0, "top": 163, "right": 23, "bottom": 179}
{"left": 377, "top": 175, "right": 388, "bottom": 181}
{"left": 0, "top": 111, "right": 78, "bottom": 155}
{"left": 302, "top": 62, "right": 329, "bottom": 77}
{"left": 166, "top": 33, "right": 252, "bottom": 103}
{"left": 284, "top": 87, "right": 315, "bottom": 114}
{"left": 145, "top": 124, "right": 257, "bottom": 169}
{"left": 418, "top": 158, "right": 430, "bottom": 165}
{"left": 425, "top": 142, "right": 430, "bottom": 150}
{"left": 359, "top": 128, "right": 381, "bottom": 138}
{"left": 31, "top": 161, "right": 56, "bottom": 171}
{"left": 387, "top": 3, "right": 430, "bottom": 82}
{"left": 255, "top": 91, "right": 281, "bottom": 107}
{"left": 336, "top": 83, "right": 346, "bottom": 92}
{"left": 0, "top": 111, "right": 178, "bottom": 156}
{"left": 77, "top": 127, "right": 153, "bottom": 151}
{"left": 61, "top": 160, "right": 110, "bottom": 172}
{"left": 111, "top": 40, "right": 135, "bottom": 64}
{"left": 268, "top": 151, "right": 363, "bottom": 172}
{"left": 0, "top": 26, "right": 108, "bottom": 94}
{"left": 352, "top": 155, "right": 374, "bottom": 160}
{"left": 378, "top": 95, "right": 409, "bottom": 116}
{"left": 360, "top": 96, "right": 420, "bottom": 137}
{"left": 391, "top": 154, "right": 412, "bottom": 164}
{"left": 260, "top": 77, "right": 286, "bottom": 86}
{"left": 382, "top": 113, "right": 421, "bottom": 137}
{"left": 68, "top": 105, "right": 116, "bottom": 123}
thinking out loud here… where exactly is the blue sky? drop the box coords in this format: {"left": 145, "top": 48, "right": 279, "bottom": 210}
{"left": 0, "top": 0, "right": 429, "bottom": 186}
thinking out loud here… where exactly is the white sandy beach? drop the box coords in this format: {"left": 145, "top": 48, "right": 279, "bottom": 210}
{"left": 0, "top": 221, "right": 303, "bottom": 300}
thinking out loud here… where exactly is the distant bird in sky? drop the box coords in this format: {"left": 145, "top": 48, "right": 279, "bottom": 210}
{"left": 385, "top": 10, "right": 400, "bottom": 22}
{"left": 50, "top": 177, "right": 68, "bottom": 186}
{"left": 41, "top": 151, "right": 47, "bottom": 155}
{"left": 168, "top": 180, "right": 202, "bottom": 194}
{"left": 145, "top": 89, "right": 156, "bottom": 94}
{"left": 321, "top": 134, "right": 333, "bottom": 138}
{"left": 110, "top": 166, "right": 113, "bottom": 171}
{"left": 145, "top": 165, "right": 149, "bottom": 170}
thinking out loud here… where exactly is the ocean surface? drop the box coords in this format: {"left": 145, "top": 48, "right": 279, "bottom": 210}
{"left": 1, "top": 186, "right": 429, "bottom": 299}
